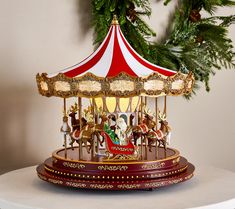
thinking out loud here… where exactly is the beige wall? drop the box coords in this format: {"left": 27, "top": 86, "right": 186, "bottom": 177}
{"left": 0, "top": 0, "right": 234, "bottom": 174}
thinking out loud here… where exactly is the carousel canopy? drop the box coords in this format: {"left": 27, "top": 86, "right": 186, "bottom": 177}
{"left": 36, "top": 16, "right": 194, "bottom": 98}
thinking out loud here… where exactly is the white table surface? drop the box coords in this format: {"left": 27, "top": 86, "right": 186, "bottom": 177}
{"left": 0, "top": 166, "right": 234, "bottom": 209}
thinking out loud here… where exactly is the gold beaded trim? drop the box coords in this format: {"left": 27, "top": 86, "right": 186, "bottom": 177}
{"left": 38, "top": 169, "right": 194, "bottom": 189}
{"left": 44, "top": 165, "right": 188, "bottom": 180}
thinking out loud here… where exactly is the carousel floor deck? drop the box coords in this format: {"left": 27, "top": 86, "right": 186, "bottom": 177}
{"left": 37, "top": 146, "right": 195, "bottom": 190}
{"left": 54, "top": 146, "right": 178, "bottom": 162}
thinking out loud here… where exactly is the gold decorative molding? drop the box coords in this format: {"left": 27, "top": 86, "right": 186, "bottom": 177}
{"left": 97, "top": 165, "right": 128, "bottom": 171}
{"left": 90, "top": 184, "right": 113, "bottom": 189}
{"left": 62, "top": 162, "right": 86, "bottom": 169}
{"left": 65, "top": 182, "right": 86, "bottom": 188}
{"left": 168, "top": 178, "right": 183, "bottom": 184}
{"left": 141, "top": 162, "right": 165, "bottom": 170}
{"left": 144, "top": 182, "right": 166, "bottom": 188}
{"left": 117, "top": 184, "right": 141, "bottom": 189}
{"left": 36, "top": 71, "right": 194, "bottom": 98}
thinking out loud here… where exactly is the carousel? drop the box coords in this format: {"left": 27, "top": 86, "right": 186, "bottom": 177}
{"left": 36, "top": 16, "right": 195, "bottom": 190}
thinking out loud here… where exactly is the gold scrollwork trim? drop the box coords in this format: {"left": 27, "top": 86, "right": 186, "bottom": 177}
{"left": 144, "top": 182, "right": 166, "bottom": 188}
{"left": 62, "top": 162, "right": 86, "bottom": 169}
{"left": 90, "top": 184, "right": 113, "bottom": 189}
{"left": 36, "top": 71, "right": 194, "bottom": 98}
{"left": 104, "top": 153, "right": 139, "bottom": 161}
{"left": 97, "top": 165, "right": 128, "bottom": 171}
{"left": 141, "top": 162, "right": 166, "bottom": 170}
{"left": 117, "top": 184, "right": 141, "bottom": 189}
{"left": 66, "top": 182, "right": 86, "bottom": 188}
{"left": 168, "top": 178, "right": 183, "bottom": 184}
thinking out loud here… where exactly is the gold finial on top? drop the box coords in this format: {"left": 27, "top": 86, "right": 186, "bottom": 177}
{"left": 112, "top": 15, "right": 119, "bottom": 25}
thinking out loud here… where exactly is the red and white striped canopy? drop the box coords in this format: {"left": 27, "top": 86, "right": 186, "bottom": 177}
{"left": 37, "top": 17, "right": 194, "bottom": 98}
{"left": 48, "top": 21, "right": 176, "bottom": 78}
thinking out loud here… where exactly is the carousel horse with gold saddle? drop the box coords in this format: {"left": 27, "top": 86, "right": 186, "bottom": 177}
{"left": 69, "top": 106, "right": 108, "bottom": 153}
{"left": 68, "top": 103, "right": 87, "bottom": 131}
{"left": 147, "top": 110, "right": 171, "bottom": 152}
{"left": 132, "top": 107, "right": 156, "bottom": 146}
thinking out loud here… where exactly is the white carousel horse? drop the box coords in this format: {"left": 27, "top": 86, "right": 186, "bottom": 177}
{"left": 60, "top": 116, "right": 72, "bottom": 147}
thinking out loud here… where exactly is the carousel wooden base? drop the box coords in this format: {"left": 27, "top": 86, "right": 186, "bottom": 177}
{"left": 36, "top": 146, "right": 195, "bottom": 190}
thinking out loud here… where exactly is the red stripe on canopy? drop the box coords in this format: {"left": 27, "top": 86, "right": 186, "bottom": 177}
{"left": 63, "top": 26, "right": 113, "bottom": 78}
{"left": 106, "top": 26, "right": 137, "bottom": 77}
{"left": 118, "top": 26, "right": 175, "bottom": 77}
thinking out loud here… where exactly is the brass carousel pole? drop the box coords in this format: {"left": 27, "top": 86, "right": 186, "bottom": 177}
{"left": 92, "top": 98, "right": 96, "bottom": 118}
{"left": 155, "top": 97, "right": 158, "bottom": 129}
{"left": 133, "top": 98, "right": 138, "bottom": 126}
{"left": 63, "top": 98, "right": 67, "bottom": 159}
{"left": 144, "top": 96, "right": 148, "bottom": 159}
{"left": 137, "top": 97, "right": 140, "bottom": 125}
{"left": 94, "top": 98, "right": 99, "bottom": 155}
{"left": 163, "top": 96, "right": 167, "bottom": 157}
{"left": 164, "top": 96, "right": 167, "bottom": 117}
{"left": 129, "top": 97, "right": 132, "bottom": 127}
{"left": 92, "top": 98, "right": 96, "bottom": 157}
{"left": 115, "top": 98, "right": 119, "bottom": 120}
{"left": 140, "top": 96, "right": 144, "bottom": 159}
{"left": 78, "top": 97, "right": 82, "bottom": 159}
{"left": 140, "top": 96, "right": 144, "bottom": 122}
{"left": 155, "top": 97, "right": 158, "bottom": 159}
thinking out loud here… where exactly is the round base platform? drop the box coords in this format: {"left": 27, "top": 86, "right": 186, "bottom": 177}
{"left": 36, "top": 146, "right": 195, "bottom": 190}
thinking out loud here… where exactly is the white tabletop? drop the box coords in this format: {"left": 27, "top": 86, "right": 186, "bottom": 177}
{"left": 0, "top": 166, "right": 234, "bottom": 209}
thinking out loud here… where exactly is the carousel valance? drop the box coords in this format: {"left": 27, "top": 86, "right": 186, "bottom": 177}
{"left": 36, "top": 71, "right": 194, "bottom": 98}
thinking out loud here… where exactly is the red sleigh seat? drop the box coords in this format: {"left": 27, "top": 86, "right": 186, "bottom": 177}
{"left": 101, "top": 131, "right": 135, "bottom": 155}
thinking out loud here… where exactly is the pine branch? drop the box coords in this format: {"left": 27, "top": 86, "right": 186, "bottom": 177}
{"left": 164, "top": 0, "right": 235, "bottom": 13}
{"left": 163, "top": 0, "right": 235, "bottom": 94}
